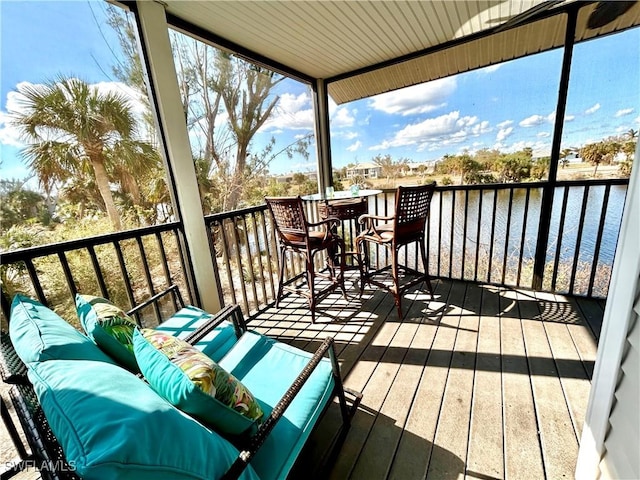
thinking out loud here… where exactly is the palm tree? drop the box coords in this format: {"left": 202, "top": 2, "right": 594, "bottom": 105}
{"left": 9, "top": 77, "right": 156, "bottom": 230}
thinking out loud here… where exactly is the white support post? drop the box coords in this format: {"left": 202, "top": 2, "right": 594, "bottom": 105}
{"left": 313, "top": 79, "right": 332, "bottom": 193}
{"left": 133, "top": 0, "right": 221, "bottom": 313}
{"left": 575, "top": 144, "right": 640, "bottom": 478}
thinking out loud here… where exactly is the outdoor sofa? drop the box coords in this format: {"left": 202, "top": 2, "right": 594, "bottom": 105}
{"left": 1, "top": 286, "right": 360, "bottom": 479}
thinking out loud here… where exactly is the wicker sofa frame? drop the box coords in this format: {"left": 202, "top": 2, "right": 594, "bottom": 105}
{"left": 0, "top": 286, "right": 361, "bottom": 480}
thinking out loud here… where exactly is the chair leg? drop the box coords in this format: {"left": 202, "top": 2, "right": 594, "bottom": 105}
{"left": 306, "top": 255, "right": 316, "bottom": 323}
{"left": 355, "top": 237, "right": 366, "bottom": 295}
{"left": 338, "top": 239, "right": 347, "bottom": 299}
{"left": 419, "top": 238, "right": 434, "bottom": 295}
{"left": 392, "top": 247, "right": 403, "bottom": 319}
{"left": 276, "top": 246, "right": 287, "bottom": 307}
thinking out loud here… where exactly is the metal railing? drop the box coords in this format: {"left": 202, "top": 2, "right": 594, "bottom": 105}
{"left": 0, "top": 222, "right": 192, "bottom": 327}
{"left": 1, "top": 178, "right": 628, "bottom": 324}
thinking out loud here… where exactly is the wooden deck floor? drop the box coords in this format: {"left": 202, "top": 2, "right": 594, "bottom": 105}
{"left": 247, "top": 273, "right": 602, "bottom": 480}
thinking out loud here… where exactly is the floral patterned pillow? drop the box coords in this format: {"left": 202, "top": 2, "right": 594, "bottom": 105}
{"left": 134, "top": 328, "right": 263, "bottom": 434}
{"left": 76, "top": 294, "right": 139, "bottom": 372}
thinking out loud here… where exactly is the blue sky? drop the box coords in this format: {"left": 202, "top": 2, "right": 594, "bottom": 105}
{"left": 1, "top": 1, "right": 638, "bottom": 181}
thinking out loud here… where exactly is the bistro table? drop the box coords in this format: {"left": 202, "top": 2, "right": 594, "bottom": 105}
{"left": 302, "top": 189, "right": 382, "bottom": 268}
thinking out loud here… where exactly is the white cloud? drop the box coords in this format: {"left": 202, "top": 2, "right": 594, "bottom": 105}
{"left": 369, "top": 110, "right": 492, "bottom": 152}
{"left": 334, "top": 131, "right": 358, "bottom": 140}
{"left": 331, "top": 106, "right": 356, "bottom": 127}
{"left": 585, "top": 103, "right": 600, "bottom": 115}
{"left": 471, "top": 120, "right": 491, "bottom": 135}
{"left": 564, "top": 114, "right": 575, "bottom": 122}
{"left": 537, "top": 131, "right": 551, "bottom": 138}
{"left": 346, "top": 140, "right": 362, "bottom": 152}
{"left": 497, "top": 120, "right": 513, "bottom": 129}
{"left": 496, "top": 126, "right": 513, "bottom": 142}
{"left": 0, "top": 110, "right": 23, "bottom": 147}
{"left": 519, "top": 112, "right": 554, "bottom": 127}
{"left": 519, "top": 115, "right": 546, "bottom": 127}
{"left": 368, "top": 78, "right": 457, "bottom": 116}
{"left": 615, "top": 108, "right": 634, "bottom": 117}
{"left": 263, "top": 92, "right": 314, "bottom": 131}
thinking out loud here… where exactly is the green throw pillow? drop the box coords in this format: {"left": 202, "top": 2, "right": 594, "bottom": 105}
{"left": 133, "top": 328, "right": 263, "bottom": 435}
{"left": 76, "top": 294, "right": 139, "bottom": 372}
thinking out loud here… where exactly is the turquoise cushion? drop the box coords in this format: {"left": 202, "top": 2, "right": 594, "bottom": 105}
{"left": 9, "top": 294, "right": 114, "bottom": 366}
{"left": 76, "top": 294, "right": 139, "bottom": 372}
{"left": 154, "top": 306, "right": 238, "bottom": 361}
{"left": 29, "top": 359, "right": 259, "bottom": 480}
{"left": 133, "top": 329, "right": 263, "bottom": 436}
{"left": 219, "top": 331, "right": 336, "bottom": 480}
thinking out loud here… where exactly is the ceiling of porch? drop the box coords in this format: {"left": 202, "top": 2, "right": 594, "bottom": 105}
{"left": 162, "top": 1, "right": 640, "bottom": 104}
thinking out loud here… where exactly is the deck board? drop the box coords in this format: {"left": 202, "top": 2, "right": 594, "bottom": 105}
{"left": 248, "top": 275, "right": 603, "bottom": 480}
{"left": 466, "top": 286, "right": 504, "bottom": 480}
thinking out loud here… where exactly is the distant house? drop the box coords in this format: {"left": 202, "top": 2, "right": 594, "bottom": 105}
{"left": 346, "top": 162, "right": 381, "bottom": 180}
{"left": 405, "top": 161, "right": 435, "bottom": 176}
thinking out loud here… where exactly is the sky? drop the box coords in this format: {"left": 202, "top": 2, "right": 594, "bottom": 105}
{"left": 1, "top": 1, "right": 639, "bottom": 183}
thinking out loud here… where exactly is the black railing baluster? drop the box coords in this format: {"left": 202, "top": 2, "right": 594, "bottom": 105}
{"left": 437, "top": 190, "right": 443, "bottom": 278}
{"left": 155, "top": 233, "right": 171, "bottom": 286}
{"left": 569, "top": 185, "right": 591, "bottom": 295}
{"left": 241, "top": 214, "right": 259, "bottom": 313}
{"left": 426, "top": 193, "right": 432, "bottom": 276}
{"left": 88, "top": 245, "right": 109, "bottom": 299}
{"left": 26, "top": 259, "right": 47, "bottom": 306}
{"left": 588, "top": 184, "right": 611, "bottom": 297}
{"left": 251, "top": 212, "right": 269, "bottom": 306}
{"left": 462, "top": 189, "right": 469, "bottom": 280}
{"left": 501, "top": 188, "right": 514, "bottom": 286}
{"left": 517, "top": 188, "right": 531, "bottom": 287}
{"left": 217, "top": 220, "right": 238, "bottom": 307}
{"left": 155, "top": 232, "right": 177, "bottom": 312}
{"left": 229, "top": 217, "right": 250, "bottom": 314}
{"left": 57, "top": 252, "right": 77, "bottom": 299}
{"left": 474, "top": 190, "right": 483, "bottom": 282}
{"left": 172, "top": 229, "right": 194, "bottom": 306}
{"left": 136, "top": 237, "right": 160, "bottom": 324}
{"left": 261, "top": 212, "right": 277, "bottom": 300}
{"left": 449, "top": 190, "right": 455, "bottom": 278}
{"left": 551, "top": 186, "right": 570, "bottom": 291}
{"left": 487, "top": 189, "right": 498, "bottom": 284}
{"left": 113, "top": 241, "right": 136, "bottom": 315}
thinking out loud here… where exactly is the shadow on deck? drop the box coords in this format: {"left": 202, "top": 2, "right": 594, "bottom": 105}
{"left": 247, "top": 273, "right": 602, "bottom": 480}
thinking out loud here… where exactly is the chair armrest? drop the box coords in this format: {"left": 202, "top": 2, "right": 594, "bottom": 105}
{"left": 221, "top": 336, "right": 340, "bottom": 480}
{"left": 307, "top": 216, "right": 340, "bottom": 230}
{"left": 357, "top": 213, "right": 394, "bottom": 224}
{"left": 182, "top": 304, "right": 247, "bottom": 346}
{"left": 358, "top": 213, "right": 395, "bottom": 239}
{"left": 1, "top": 331, "right": 28, "bottom": 385}
{"left": 126, "top": 284, "right": 185, "bottom": 318}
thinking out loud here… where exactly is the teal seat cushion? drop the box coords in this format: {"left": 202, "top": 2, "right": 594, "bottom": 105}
{"left": 9, "top": 294, "right": 114, "bottom": 366}
{"left": 76, "top": 294, "right": 139, "bottom": 372}
{"left": 154, "top": 306, "right": 238, "bottom": 361}
{"left": 219, "top": 331, "right": 336, "bottom": 480}
{"left": 133, "top": 329, "right": 263, "bottom": 436}
{"left": 29, "top": 359, "right": 259, "bottom": 480}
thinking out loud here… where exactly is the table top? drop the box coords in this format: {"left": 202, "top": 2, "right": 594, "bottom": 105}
{"left": 301, "top": 189, "right": 382, "bottom": 202}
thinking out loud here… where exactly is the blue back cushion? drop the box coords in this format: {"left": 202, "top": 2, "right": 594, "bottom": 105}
{"left": 154, "top": 306, "right": 238, "bottom": 361}
{"left": 9, "top": 294, "right": 114, "bottom": 366}
{"left": 29, "top": 359, "right": 259, "bottom": 480}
